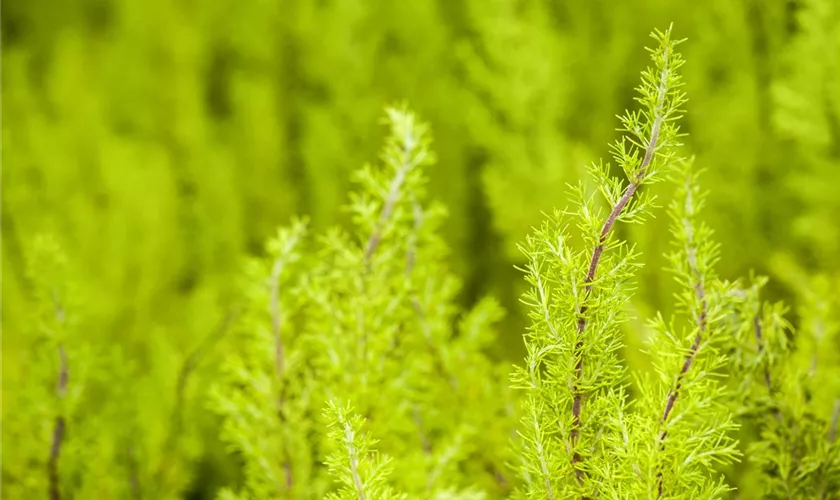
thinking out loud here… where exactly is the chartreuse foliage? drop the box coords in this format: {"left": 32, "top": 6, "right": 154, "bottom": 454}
{"left": 208, "top": 106, "right": 515, "bottom": 499}
{"left": 726, "top": 273, "right": 840, "bottom": 498}
{"left": 511, "top": 26, "right": 830, "bottom": 499}
{"left": 4, "top": 20, "right": 840, "bottom": 500}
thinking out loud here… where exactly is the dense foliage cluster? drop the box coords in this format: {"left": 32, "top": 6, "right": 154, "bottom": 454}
{"left": 3, "top": 3, "right": 840, "bottom": 499}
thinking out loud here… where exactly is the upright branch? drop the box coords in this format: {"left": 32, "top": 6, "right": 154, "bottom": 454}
{"left": 363, "top": 108, "right": 431, "bottom": 263}
{"left": 49, "top": 291, "right": 69, "bottom": 500}
{"left": 353, "top": 107, "right": 433, "bottom": 366}
{"left": 269, "top": 223, "right": 306, "bottom": 382}
{"left": 323, "top": 402, "right": 403, "bottom": 500}
{"left": 655, "top": 166, "right": 720, "bottom": 497}
{"left": 753, "top": 314, "right": 774, "bottom": 393}
{"left": 344, "top": 424, "right": 367, "bottom": 500}
{"left": 751, "top": 298, "right": 785, "bottom": 423}
{"left": 266, "top": 220, "right": 307, "bottom": 492}
{"left": 658, "top": 193, "right": 707, "bottom": 429}
{"left": 570, "top": 26, "right": 686, "bottom": 482}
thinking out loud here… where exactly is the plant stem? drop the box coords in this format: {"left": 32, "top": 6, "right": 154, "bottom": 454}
{"left": 571, "top": 49, "right": 670, "bottom": 485}
{"left": 270, "top": 234, "right": 303, "bottom": 493}
{"left": 364, "top": 141, "right": 416, "bottom": 263}
{"left": 49, "top": 290, "right": 69, "bottom": 500}
{"left": 49, "top": 415, "right": 65, "bottom": 500}
{"left": 753, "top": 312, "right": 783, "bottom": 422}
{"left": 344, "top": 421, "right": 367, "bottom": 500}
{"left": 655, "top": 188, "right": 707, "bottom": 498}
{"left": 753, "top": 314, "right": 773, "bottom": 392}
{"left": 49, "top": 346, "right": 68, "bottom": 500}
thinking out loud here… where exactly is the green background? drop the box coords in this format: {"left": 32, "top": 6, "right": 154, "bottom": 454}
{"left": 3, "top": 0, "right": 838, "bottom": 497}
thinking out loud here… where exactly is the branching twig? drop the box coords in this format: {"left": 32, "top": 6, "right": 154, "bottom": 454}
{"left": 753, "top": 312, "right": 783, "bottom": 423}
{"left": 344, "top": 421, "right": 367, "bottom": 500}
{"left": 49, "top": 414, "right": 65, "bottom": 500}
{"left": 571, "top": 44, "right": 671, "bottom": 486}
{"left": 269, "top": 241, "right": 299, "bottom": 492}
{"left": 364, "top": 141, "right": 417, "bottom": 263}
{"left": 49, "top": 290, "right": 69, "bottom": 500}
{"left": 655, "top": 181, "right": 707, "bottom": 498}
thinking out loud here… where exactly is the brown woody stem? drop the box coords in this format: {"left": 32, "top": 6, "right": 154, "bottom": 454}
{"left": 49, "top": 289, "right": 69, "bottom": 500}
{"left": 655, "top": 235, "right": 707, "bottom": 497}
{"left": 571, "top": 70, "right": 668, "bottom": 486}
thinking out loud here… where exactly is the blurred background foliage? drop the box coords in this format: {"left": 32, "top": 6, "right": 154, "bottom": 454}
{"left": 2, "top": 0, "right": 839, "bottom": 497}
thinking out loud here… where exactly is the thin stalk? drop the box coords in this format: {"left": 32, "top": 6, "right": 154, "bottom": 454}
{"left": 359, "top": 135, "right": 418, "bottom": 374}
{"left": 269, "top": 231, "right": 304, "bottom": 493}
{"left": 270, "top": 259, "right": 287, "bottom": 381}
{"left": 818, "top": 400, "right": 840, "bottom": 499}
{"left": 753, "top": 312, "right": 783, "bottom": 422}
{"left": 655, "top": 184, "right": 707, "bottom": 498}
{"left": 49, "top": 290, "right": 69, "bottom": 500}
{"left": 268, "top": 224, "right": 305, "bottom": 383}
{"left": 571, "top": 45, "right": 671, "bottom": 485}
{"left": 532, "top": 407, "right": 556, "bottom": 500}
{"left": 344, "top": 421, "right": 367, "bottom": 500}
{"left": 364, "top": 141, "right": 416, "bottom": 263}
{"left": 753, "top": 314, "right": 773, "bottom": 393}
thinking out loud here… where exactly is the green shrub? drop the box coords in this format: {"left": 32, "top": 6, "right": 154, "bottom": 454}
{"left": 3, "top": 16, "right": 839, "bottom": 500}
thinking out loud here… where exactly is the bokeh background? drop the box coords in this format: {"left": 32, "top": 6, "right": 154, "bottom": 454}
{"left": 3, "top": 0, "right": 839, "bottom": 497}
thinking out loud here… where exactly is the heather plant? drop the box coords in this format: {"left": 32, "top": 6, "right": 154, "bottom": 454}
{"left": 727, "top": 274, "right": 840, "bottom": 498}
{"left": 510, "top": 27, "right": 740, "bottom": 498}
{"left": 4, "top": 16, "right": 840, "bottom": 500}
{"left": 209, "top": 106, "right": 515, "bottom": 499}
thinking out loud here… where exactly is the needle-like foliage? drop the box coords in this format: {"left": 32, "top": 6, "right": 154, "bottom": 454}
{"left": 6, "top": 21, "right": 840, "bottom": 500}
{"left": 322, "top": 401, "right": 406, "bottom": 500}
{"left": 623, "top": 161, "right": 739, "bottom": 499}
{"left": 727, "top": 274, "right": 840, "bottom": 499}
{"left": 210, "top": 106, "right": 516, "bottom": 499}
{"left": 511, "top": 25, "right": 687, "bottom": 498}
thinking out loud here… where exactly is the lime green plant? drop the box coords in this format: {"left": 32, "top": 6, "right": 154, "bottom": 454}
{"left": 5, "top": 21, "right": 840, "bottom": 500}
{"left": 210, "top": 106, "right": 515, "bottom": 499}
{"left": 727, "top": 274, "right": 840, "bottom": 499}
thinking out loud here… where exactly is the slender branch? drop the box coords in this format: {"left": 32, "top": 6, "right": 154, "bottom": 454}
{"left": 533, "top": 256, "right": 559, "bottom": 341}
{"left": 570, "top": 45, "right": 671, "bottom": 486}
{"left": 753, "top": 314, "right": 773, "bottom": 392}
{"left": 364, "top": 141, "right": 416, "bottom": 263}
{"left": 270, "top": 259, "right": 288, "bottom": 382}
{"left": 269, "top": 232, "right": 304, "bottom": 493}
{"left": 359, "top": 138, "right": 417, "bottom": 372}
{"left": 753, "top": 312, "right": 783, "bottom": 423}
{"left": 405, "top": 198, "right": 423, "bottom": 276}
{"left": 49, "top": 346, "right": 69, "bottom": 500}
{"left": 49, "top": 415, "right": 65, "bottom": 500}
{"left": 413, "top": 404, "right": 432, "bottom": 455}
{"left": 655, "top": 189, "right": 707, "bottom": 498}
{"left": 532, "top": 409, "right": 556, "bottom": 500}
{"left": 344, "top": 422, "right": 367, "bottom": 500}
{"left": 49, "top": 290, "right": 69, "bottom": 500}
{"left": 818, "top": 400, "right": 840, "bottom": 499}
